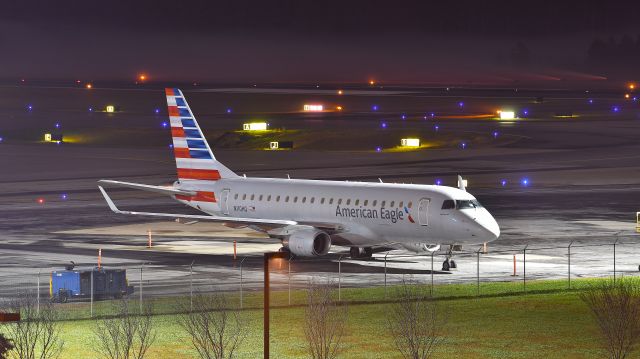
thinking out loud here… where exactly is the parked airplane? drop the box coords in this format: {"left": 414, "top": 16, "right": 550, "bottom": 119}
{"left": 98, "top": 88, "right": 500, "bottom": 270}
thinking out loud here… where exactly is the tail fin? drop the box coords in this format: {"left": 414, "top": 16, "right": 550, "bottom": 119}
{"left": 165, "top": 88, "right": 238, "bottom": 182}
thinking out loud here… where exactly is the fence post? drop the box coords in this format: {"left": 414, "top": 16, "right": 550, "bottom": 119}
{"left": 430, "top": 252, "right": 434, "bottom": 297}
{"left": 288, "top": 255, "right": 292, "bottom": 305}
{"left": 568, "top": 241, "right": 573, "bottom": 289}
{"left": 523, "top": 245, "right": 528, "bottom": 293}
{"left": 240, "top": 257, "right": 247, "bottom": 309}
{"left": 384, "top": 253, "right": 389, "bottom": 299}
{"left": 37, "top": 269, "right": 41, "bottom": 316}
{"left": 613, "top": 233, "right": 621, "bottom": 283}
{"left": 90, "top": 269, "right": 94, "bottom": 318}
{"left": 476, "top": 248, "right": 481, "bottom": 296}
{"left": 189, "top": 260, "right": 194, "bottom": 312}
{"left": 338, "top": 255, "right": 343, "bottom": 302}
{"left": 140, "top": 265, "right": 143, "bottom": 313}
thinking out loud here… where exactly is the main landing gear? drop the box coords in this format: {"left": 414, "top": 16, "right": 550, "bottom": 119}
{"left": 442, "top": 245, "right": 457, "bottom": 271}
{"left": 350, "top": 247, "right": 373, "bottom": 259}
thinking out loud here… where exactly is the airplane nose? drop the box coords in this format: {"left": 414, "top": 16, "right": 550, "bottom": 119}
{"left": 474, "top": 210, "right": 500, "bottom": 241}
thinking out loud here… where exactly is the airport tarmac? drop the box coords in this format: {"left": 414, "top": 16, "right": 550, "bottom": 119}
{"left": 1, "top": 83, "right": 639, "bottom": 298}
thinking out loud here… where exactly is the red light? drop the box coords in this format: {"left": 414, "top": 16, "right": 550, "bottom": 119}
{"left": 86, "top": 83, "right": 93, "bottom": 89}
{"left": 37, "top": 198, "right": 44, "bottom": 204}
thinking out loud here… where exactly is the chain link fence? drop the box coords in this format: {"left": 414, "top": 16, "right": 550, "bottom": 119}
{"left": 1, "top": 239, "right": 639, "bottom": 320}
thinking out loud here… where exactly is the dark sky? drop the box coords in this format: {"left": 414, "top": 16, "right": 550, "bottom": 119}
{"left": 2, "top": 1, "right": 640, "bottom": 83}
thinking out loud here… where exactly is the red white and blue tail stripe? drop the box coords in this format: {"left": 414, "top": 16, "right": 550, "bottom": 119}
{"left": 166, "top": 88, "right": 238, "bottom": 189}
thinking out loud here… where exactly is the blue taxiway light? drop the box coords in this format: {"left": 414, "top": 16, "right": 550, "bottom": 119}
{"left": 458, "top": 102, "right": 464, "bottom": 108}
{"left": 161, "top": 122, "right": 168, "bottom": 128}
{"left": 55, "top": 123, "right": 60, "bottom": 128}
{"left": 493, "top": 131, "right": 499, "bottom": 138}
{"left": 27, "top": 105, "right": 33, "bottom": 111}
{"left": 460, "top": 142, "right": 467, "bottom": 149}
{"left": 500, "top": 179, "right": 507, "bottom": 187}
{"left": 61, "top": 194, "right": 68, "bottom": 200}
{"left": 401, "top": 114, "right": 406, "bottom": 120}
{"left": 381, "top": 122, "right": 387, "bottom": 128}
{"left": 588, "top": 99, "right": 594, "bottom": 104}
{"left": 375, "top": 147, "right": 382, "bottom": 152}
{"left": 226, "top": 108, "right": 232, "bottom": 113}
{"left": 521, "top": 178, "right": 530, "bottom": 186}
{"left": 435, "top": 179, "right": 442, "bottom": 186}
{"left": 430, "top": 112, "right": 435, "bottom": 117}
{"left": 169, "top": 144, "right": 174, "bottom": 149}
{"left": 612, "top": 106, "right": 620, "bottom": 112}
{"left": 522, "top": 110, "right": 529, "bottom": 116}
{"left": 434, "top": 125, "right": 439, "bottom": 131}
{"left": 155, "top": 108, "right": 160, "bottom": 114}
{"left": 88, "top": 107, "right": 93, "bottom": 112}
{"left": 0, "top": 137, "right": 4, "bottom": 142}
{"left": 372, "top": 105, "right": 379, "bottom": 111}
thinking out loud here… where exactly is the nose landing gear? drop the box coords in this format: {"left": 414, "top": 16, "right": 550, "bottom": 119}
{"left": 350, "top": 247, "right": 373, "bottom": 259}
{"left": 441, "top": 245, "right": 458, "bottom": 271}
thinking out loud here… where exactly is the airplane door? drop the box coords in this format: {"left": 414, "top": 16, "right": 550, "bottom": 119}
{"left": 221, "top": 189, "right": 230, "bottom": 215}
{"left": 418, "top": 198, "right": 430, "bottom": 226}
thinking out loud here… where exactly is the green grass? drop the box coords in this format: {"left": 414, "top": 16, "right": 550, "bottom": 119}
{"left": 3, "top": 278, "right": 631, "bottom": 358}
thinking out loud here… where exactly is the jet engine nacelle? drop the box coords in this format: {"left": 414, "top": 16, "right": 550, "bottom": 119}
{"left": 282, "top": 228, "right": 331, "bottom": 257}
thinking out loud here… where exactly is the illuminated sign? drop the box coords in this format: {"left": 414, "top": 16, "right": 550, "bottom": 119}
{"left": 303, "top": 104, "right": 324, "bottom": 112}
{"left": 105, "top": 105, "right": 115, "bottom": 113}
{"left": 243, "top": 122, "right": 268, "bottom": 131}
{"left": 44, "top": 133, "right": 52, "bottom": 142}
{"left": 499, "top": 111, "right": 515, "bottom": 120}
{"left": 270, "top": 141, "right": 279, "bottom": 149}
{"left": 401, "top": 138, "right": 420, "bottom": 147}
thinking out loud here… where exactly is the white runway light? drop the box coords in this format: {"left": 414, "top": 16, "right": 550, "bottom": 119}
{"left": 499, "top": 111, "right": 515, "bottom": 120}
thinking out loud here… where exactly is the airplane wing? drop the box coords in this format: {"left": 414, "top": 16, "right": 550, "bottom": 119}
{"left": 99, "top": 186, "right": 297, "bottom": 227}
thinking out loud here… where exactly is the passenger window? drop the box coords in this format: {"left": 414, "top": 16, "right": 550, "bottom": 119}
{"left": 390, "top": 201, "right": 395, "bottom": 207}
{"left": 346, "top": 199, "right": 351, "bottom": 205}
{"left": 329, "top": 198, "right": 334, "bottom": 204}
{"left": 338, "top": 199, "right": 342, "bottom": 205}
{"left": 311, "top": 197, "right": 315, "bottom": 204}
{"left": 364, "top": 200, "right": 368, "bottom": 206}
{"left": 267, "top": 195, "right": 271, "bottom": 201}
{"left": 276, "top": 195, "right": 280, "bottom": 202}
{"left": 355, "top": 199, "right": 359, "bottom": 206}
{"left": 285, "top": 196, "right": 289, "bottom": 202}
{"left": 442, "top": 200, "right": 455, "bottom": 210}
{"left": 294, "top": 197, "right": 298, "bottom": 203}
{"left": 259, "top": 195, "right": 263, "bottom": 201}
{"left": 381, "top": 201, "right": 386, "bottom": 207}
{"left": 399, "top": 201, "right": 404, "bottom": 208}
{"left": 408, "top": 201, "right": 412, "bottom": 208}
{"left": 302, "top": 197, "right": 306, "bottom": 203}
{"left": 321, "top": 198, "right": 325, "bottom": 204}
{"left": 250, "top": 194, "right": 255, "bottom": 200}
{"left": 234, "top": 194, "right": 238, "bottom": 200}
{"left": 242, "top": 194, "right": 247, "bottom": 200}
{"left": 372, "top": 200, "right": 377, "bottom": 206}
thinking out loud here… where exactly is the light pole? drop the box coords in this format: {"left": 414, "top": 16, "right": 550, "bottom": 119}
{"left": 264, "top": 252, "right": 288, "bottom": 359}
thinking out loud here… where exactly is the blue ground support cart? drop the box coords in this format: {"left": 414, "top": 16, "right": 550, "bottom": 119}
{"left": 50, "top": 267, "right": 134, "bottom": 303}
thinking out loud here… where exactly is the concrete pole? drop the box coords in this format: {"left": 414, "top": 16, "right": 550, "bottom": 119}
{"left": 37, "top": 269, "right": 41, "bottom": 316}
{"left": 613, "top": 232, "right": 621, "bottom": 283}
{"left": 90, "top": 270, "right": 94, "bottom": 318}
{"left": 139, "top": 265, "right": 143, "bottom": 313}
{"left": 476, "top": 248, "right": 480, "bottom": 296}
{"left": 523, "top": 245, "right": 528, "bottom": 292}
{"left": 430, "top": 252, "right": 434, "bottom": 297}
{"left": 288, "top": 255, "right": 292, "bottom": 306}
{"left": 338, "top": 255, "right": 343, "bottom": 301}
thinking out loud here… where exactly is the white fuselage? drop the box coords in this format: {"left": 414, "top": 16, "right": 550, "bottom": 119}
{"left": 174, "top": 177, "right": 500, "bottom": 251}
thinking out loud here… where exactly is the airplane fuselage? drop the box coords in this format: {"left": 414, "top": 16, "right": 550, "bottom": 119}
{"left": 175, "top": 177, "right": 500, "bottom": 250}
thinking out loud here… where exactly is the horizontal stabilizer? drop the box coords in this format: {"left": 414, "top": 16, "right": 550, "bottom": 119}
{"left": 98, "top": 179, "right": 195, "bottom": 197}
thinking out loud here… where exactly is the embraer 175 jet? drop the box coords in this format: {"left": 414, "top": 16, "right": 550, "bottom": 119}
{"left": 98, "top": 88, "right": 500, "bottom": 271}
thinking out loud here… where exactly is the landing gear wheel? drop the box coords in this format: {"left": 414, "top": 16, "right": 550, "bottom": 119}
{"left": 350, "top": 247, "right": 360, "bottom": 259}
{"left": 449, "top": 259, "right": 457, "bottom": 269}
{"left": 363, "top": 247, "right": 373, "bottom": 258}
{"left": 442, "top": 260, "right": 450, "bottom": 271}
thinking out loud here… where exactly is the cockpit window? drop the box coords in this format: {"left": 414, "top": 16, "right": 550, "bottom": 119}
{"left": 441, "top": 200, "right": 455, "bottom": 210}
{"left": 456, "top": 200, "right": 482, "bottom": 209}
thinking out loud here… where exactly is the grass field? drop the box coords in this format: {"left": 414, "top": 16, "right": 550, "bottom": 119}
{"left": 3, "top": 278, "right": 632, "bottom": 358}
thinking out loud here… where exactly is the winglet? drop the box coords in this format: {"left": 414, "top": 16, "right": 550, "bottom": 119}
{"left": 457, "top": 175, "right": 467, "bottom": 192}
{"left": 98, "top": 186, "right": 124, "bottom": 214}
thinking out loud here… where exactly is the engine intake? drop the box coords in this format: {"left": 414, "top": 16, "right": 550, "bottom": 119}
{"left": 283, "top": 228, "right": 331, "bottom": 257}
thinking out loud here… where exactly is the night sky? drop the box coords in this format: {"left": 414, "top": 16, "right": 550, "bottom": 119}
{"left": 2, "top": 1, "right": 640, "bottom": 83}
